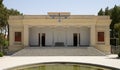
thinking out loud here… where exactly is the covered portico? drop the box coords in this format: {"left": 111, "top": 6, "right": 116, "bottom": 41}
{"left": 24, "top": 25, "right": 95, "bottom": 47}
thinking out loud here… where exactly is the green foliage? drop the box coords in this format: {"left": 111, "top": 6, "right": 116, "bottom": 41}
{"left": 114, "top": 23, "right": 120, "bottom": 42}
{"left": 4, "top": 40, "right": 9, "bottom": 47}
{"left": 110, "top": 5, "right": 120, "bottom": 30}
{"left": 8, "top": 9, "right": 23, "bottom": 16}
{"left": 0, "top": 52, "right": 3, "bottom": 57}
{"left": 0, "top": 34, "right": 4, "bottom": 45}
{"left": 114, "top": 23, "right": 120, "bottom": 31}
{"left": 0, "top": 0, "right": 22, "bottom": 28}
{"left": 0, "top": 34, "right": 5, "bottom": 52}
{"left": 0, "top": 0, "right": 22, "bottom": 29}
{"left": 98, "top": 8, "right": 104, "bottom": 15}
{"left": 0, "top": 0, "right": 22, "bottom": 53}
{"left": 0, "top": 34, "right": 9, "bottom": 47}
{"left": 105, "top": 7, "right": 111, "bottom": 15}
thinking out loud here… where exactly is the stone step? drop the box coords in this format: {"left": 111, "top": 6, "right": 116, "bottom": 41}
{"left": 12, "top": 47, "right": 105, "bottom": 56}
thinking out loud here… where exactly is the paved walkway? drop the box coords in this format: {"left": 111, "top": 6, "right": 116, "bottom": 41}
{"left": 0, "top": 55, "right": 120, "bottom": 70}
{"left": 13, "top": 47, "right": 105, "bottom": 56}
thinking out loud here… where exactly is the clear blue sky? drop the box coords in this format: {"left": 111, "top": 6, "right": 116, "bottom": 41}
{"left": 3, "top": 0, "right": 120, "bottom": 15}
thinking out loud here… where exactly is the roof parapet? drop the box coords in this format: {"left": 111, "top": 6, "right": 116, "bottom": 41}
{"left": 48, "top": 12, "right": 70, "bottom": 16}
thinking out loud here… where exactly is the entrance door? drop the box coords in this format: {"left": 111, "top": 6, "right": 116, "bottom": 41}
{"left": 79, "top": 33, "right": 80, "bottom": 46}
{"left": 38, "top": 33, "right": 40, "bottom": 46}
{"left": 42, "top": 33, "right": 45, "bottom": 46}
{"left": 73, "top": 33, "right": 78, "bottom": 46}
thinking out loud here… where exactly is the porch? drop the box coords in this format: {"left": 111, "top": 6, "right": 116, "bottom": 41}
{"left": 29, "top": 26, "right": 92, "bottom": 47}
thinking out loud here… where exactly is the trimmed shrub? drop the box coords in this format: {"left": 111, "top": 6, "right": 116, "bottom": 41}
{"left": 0, "top": 52, "right": 3, "bottom": 57}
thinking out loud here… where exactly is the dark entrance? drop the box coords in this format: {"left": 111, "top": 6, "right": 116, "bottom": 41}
{"left": 38, "top": 33, "right": 40, "bottom": 46}
{"left": 79, "top": 33, "right": 80, "bottom": 46}
{"left": 42, "top": 33, "right": 45, "bottom": 46}
{"left": 73, "top": 33, "right": 78, "bottom": 46}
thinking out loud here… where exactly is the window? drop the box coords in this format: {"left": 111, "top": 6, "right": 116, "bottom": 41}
{"left": 98, "top": 32, "right": 104, "bottom": 42}
{"left": 15, "top": 32, "right": 21, "bottom": 42}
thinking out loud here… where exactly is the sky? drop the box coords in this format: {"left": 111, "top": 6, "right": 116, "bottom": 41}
{"left": 3, "top": 0, "right": 120, "bottom": 15}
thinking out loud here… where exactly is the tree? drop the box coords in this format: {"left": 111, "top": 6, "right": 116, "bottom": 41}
{"left": 110, "top": 5, "right": 120, "bottom": 30}
{"left": 105, "top": 7, "right": 110, "bottom": 15}
{"left": 98, "top": 8, "right": 104, "bottom": 15}
{"left": 0, "top": 0, "right": 6, "bottom": 52}
{"left": 0, "top": 0, "right": 22, "bottom": 53}
{"left": 114, "top": 23, "right": 120, "bottom": 45}
{"left": 0, "top": 33, "right": 5, "bottom": 52}
{"left": 114, "top": 23, "right": 120, "bottom": 57}
{"left": 110, "top": 5, "right": 120, "bottom": 39}
{"left": 8, "top": 9, "right": 23, "bottom": 15}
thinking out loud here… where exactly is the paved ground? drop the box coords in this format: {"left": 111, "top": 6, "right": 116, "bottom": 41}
{"left": 13, "top": 47, "right": 105, "bottom": 56}
{"left": 0, "top": 55, "right": 120, "bottom": 70}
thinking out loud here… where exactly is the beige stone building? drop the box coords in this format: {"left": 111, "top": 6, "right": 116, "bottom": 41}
{"left": 8, "top": 12, "right": 111, "bottom": 54}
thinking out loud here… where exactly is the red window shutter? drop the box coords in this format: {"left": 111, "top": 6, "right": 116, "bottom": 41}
{"left": 98, "top": 32, "right": 104, "bottom": 42}
{"left": 15, "top": 32, "right": 21, "bottom": 42}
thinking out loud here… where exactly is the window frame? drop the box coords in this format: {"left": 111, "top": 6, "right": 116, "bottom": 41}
{"left": 97, "top": 31, "right": 105, "bottom": 43}
{"left": 14, "top": 32, "right": 22, "bottom": 42}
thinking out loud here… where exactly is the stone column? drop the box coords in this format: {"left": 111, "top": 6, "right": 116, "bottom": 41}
{"left": 65, "top": 28, "right": 67, "bottom": 47}
{"left": 90, "top": 26, "right": 96, "bottom": 46}
{"left": 52, "top": 28, "right": 54, "bottom": 47}
{"left": 24, "top": 25, "right": 29, "bottom": 47}
{"left": 77, "top": 33, "right": 79, "bottom": 47}
{"left": 40, "top": 33, "right": 42, "bottom": 47}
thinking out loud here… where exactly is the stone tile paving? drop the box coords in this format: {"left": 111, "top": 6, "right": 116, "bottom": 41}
{"left": 0, "top": 55, "right": 120, "bottom": 70}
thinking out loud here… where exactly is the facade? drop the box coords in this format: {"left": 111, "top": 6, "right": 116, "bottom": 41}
{"left": 8, "top": 12, "right": 111, "bottom": 54}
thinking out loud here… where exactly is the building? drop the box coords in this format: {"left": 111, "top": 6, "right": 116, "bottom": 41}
{"left": 8, "top": 12, "right": 111, "bottom": 54}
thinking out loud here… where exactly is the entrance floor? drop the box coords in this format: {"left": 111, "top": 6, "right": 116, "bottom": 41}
{"left": 12, "top": 47, "right": 105, "bottom": 56}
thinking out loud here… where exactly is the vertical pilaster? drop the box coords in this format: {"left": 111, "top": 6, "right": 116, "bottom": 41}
{"left": 40, "top": 33, "right": 42, "bottom": 47}
{"left": 105, "top": 26, "right": 110, "bottom": 45}
{"left": 9, "top": 25, "right": 13, "bottom": 46}
{"left": 90, "top": 25, "right": 96, "bottom": 46}
{"left": 24, "top": 25, "right": 29, "bottom": 46}
{"left": 52, "top": 28, "right": 54, "bottom": 47}
{"left": 77, "top": 33, "right": 79, "bottom": 47}
{"left": 65, "top": 28, "right": 67, "bottom": 47}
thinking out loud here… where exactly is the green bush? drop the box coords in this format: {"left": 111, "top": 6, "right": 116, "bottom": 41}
{"left": 0, "top": 52, "right": 3, "bottom": 57}
{"left": 4, "top": 40, "right": 9, "bottom": 47}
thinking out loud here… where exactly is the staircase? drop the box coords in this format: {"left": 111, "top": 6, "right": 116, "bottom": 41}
{"left": 12, "top": 47, "right": 105, "bottom": 56}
